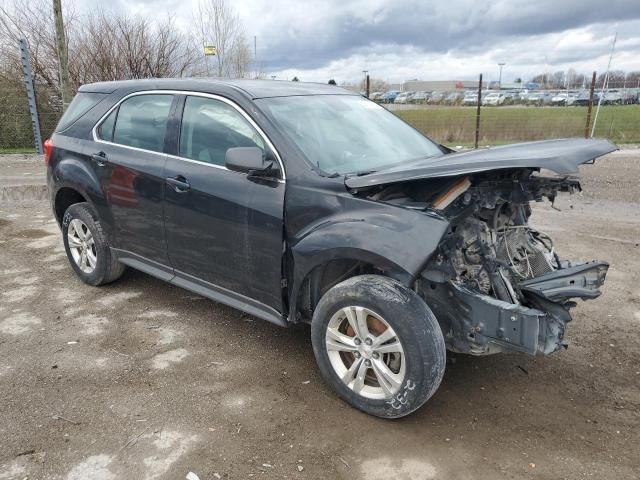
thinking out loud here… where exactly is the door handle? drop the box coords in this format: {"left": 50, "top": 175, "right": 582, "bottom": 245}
{"left": 166, "top": 176, "right": 190, "bottom": 192}
{"left": 91, "top": 151, "right": 108, "bottom": 167}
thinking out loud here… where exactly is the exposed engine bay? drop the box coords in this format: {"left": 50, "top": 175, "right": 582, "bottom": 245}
{"left": 362, "top": 169, "right": 609, "bottom": 356}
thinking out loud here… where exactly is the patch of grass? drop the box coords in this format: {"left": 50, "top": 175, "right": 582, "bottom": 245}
{"left": 397, "top": 105, "right": 640, "bottom": 145}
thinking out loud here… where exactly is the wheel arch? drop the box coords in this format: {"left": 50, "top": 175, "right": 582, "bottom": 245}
{"left": 54, "top": 187, "right": 88, "bottom": 224}
{"left": 51, "top": 156, "right": 114, "bottom": 241}
{"left": 288, "top": 248, "right": 414, "bottom": 324}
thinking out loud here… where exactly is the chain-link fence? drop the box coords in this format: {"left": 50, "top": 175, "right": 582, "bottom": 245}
{"left": 0, "top": 80, "right": 61, "bottom": 152}
{"left": 377, "top": 71, "right": 640, "bottom": 147}
{"left": 389, "top": 103, "right": 640, "bottom": 147}
{"left": 1, "top": 79, "right": 639, "bottom": 152}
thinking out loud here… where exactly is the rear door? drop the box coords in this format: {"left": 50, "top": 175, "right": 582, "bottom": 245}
{"left": 163, "top": 94, "right": 285, "bottom": 312}
{"left": 94, "top": 93, "right": 176, "bottom": 268}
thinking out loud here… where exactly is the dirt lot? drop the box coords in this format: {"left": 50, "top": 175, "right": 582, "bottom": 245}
{"left": 1, "top": 151, "right": 639, "bottom": 480}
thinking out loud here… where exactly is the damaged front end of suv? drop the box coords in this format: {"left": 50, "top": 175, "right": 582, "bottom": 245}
{"left": 347, "top": 138, "right": 616, "bottom": 357}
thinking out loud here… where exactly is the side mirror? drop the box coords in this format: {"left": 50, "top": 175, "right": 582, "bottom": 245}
{"left": 225, "top": 147, "right": 266, "bottom": 173}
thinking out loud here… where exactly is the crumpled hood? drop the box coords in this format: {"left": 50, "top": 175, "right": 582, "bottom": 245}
{"left": 345, "top": 138, "right": 618, "bottom": 189}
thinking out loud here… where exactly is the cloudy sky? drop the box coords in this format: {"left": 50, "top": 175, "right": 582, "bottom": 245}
{"left": 83, "top": 0, "right": 640, "bottom": 84}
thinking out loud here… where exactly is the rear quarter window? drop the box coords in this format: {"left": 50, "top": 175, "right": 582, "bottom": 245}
{"left": 55, "top": 92, "right": 107, "bottom": 131}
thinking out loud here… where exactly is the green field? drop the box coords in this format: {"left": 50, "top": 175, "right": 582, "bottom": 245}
{"left": 1, "top": 105, "right": 638, "bottom": 153}
{"left": 396, "top": 105, "right": 640, "bottom": 146}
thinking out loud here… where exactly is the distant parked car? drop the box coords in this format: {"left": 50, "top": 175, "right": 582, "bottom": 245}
{"left": 622, "top": 90, "right": 639, "bottom": 105}
{"left": 603, "top": 90, "right": 623, "bottom": 105}
{"left": 428, "top": 92, "right": 445, "bottom": 104}
{"left": 527, "top": 91, "right": 553, "bottom": 106}
{"left": 411, "top": 91, "right": 431, "bottom": 104}
{"left": 394, "top": 92, "right": 415, "bottom": 104}
{"left": 573, "top": 91, "right": 600, "bottom": 106}
{"left": 380, "top": 90, "right": 401, "bottom": 103}
{"left": 551, "top": 92, "right": 579, "bottom": 106}
{"left": 482, "top": 92, "right": 509, "bottom": 106}
{"left": 462, "top": 91, "right": 482, "bottom": 106}
{"left": 444, "top": 91, "right": 464, "bottom": 105}
{"left": 369, "top": 92, "right": 383, "bottom": 101}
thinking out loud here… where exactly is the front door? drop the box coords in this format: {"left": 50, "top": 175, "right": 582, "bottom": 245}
{"left": 163, "top": 95, "right": 285, "bottom": 312}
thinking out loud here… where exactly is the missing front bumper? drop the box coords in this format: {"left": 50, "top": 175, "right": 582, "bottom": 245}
{"left": 420, "top": 261, "right": 609, "bottom": 356}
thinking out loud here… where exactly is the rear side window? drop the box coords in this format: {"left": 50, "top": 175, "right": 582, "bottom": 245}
{"left": 179, "top": 96, "right": 264, "bottom": 166}
{"left": 56, "top": 92, "right": 107, "bottom": 131}
{"left": 98, "top": 94, "right": 174, "bottom": 153}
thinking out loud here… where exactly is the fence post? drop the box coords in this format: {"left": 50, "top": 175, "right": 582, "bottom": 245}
{"left": 584, "top": 71, "right": 596, "bottom": 138}
{"left": 19, "top": 38, "right": 43, "bottom": 154}
{"left": 474, "top": 73, "right": 482, "bottom": 149}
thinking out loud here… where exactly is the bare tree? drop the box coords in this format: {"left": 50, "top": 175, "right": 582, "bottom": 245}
{"left": 0, "top": 0, "right": 201, "bottom": 93}
{"left": 0, "top": 0, "right": 201, "bottom": 146}
{"left": 71, "top": 12, "right": 200, "bottom": 83}
{"left": 0, "top": 0, "right": 69, "bottom": 90}
{"left": 195, "top": 0, "right": 251, "bottom": 78}
{"left": 359, "top": 78, "right": 388, "bottom": 92}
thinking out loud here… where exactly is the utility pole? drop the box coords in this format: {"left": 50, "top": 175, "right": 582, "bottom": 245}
{"left": 362, "top": 70, "right": 368, "bottom": 94}
{"left": 53, "top": 0, "right": 71, "bottom": 111}
{"left": 254, "top": 35, "right": 257, "bottom": 79}
{"left": 497, "top": 62, "right": 505, "bottom": 90}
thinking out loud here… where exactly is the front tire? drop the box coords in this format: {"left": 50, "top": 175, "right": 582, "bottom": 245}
{"left": 311, "top": 275, "right": 446, "bottom": 418}
{"left": 62, "top": 202, "right": 125, "bottom": 286}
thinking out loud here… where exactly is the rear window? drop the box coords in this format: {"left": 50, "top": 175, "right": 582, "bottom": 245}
{"left": 56, "top": 92, "right": 107, "bottom": 131}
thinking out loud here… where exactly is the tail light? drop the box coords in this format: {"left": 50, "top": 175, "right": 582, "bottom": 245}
{"left": 43, "top": 138, "right": 53, "bottom": 165}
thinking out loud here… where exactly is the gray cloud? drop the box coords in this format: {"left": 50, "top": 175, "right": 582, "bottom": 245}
{"left": 255, "top": 0, "right": 640, "bottom": 71}
{"left": 74, "top": 0, "right": 640, "bottom": 81}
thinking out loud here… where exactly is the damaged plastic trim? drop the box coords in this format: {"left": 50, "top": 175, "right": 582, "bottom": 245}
{"left": 419, "top": 259, "right": 608, "bottom": 356}
{"left": 520, "top": 261, "right": 609, "bottom": 302}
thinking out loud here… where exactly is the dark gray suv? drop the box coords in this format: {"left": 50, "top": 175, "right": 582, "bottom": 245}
{"left": 46, "top": 79, "right": 615, "bottom": 418}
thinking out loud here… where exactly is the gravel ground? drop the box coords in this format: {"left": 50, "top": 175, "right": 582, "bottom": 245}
{"left": 0, "top": 151, "right": 639, "bottom": 480}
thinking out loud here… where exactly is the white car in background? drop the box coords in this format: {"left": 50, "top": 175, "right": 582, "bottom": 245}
{"left": 482, "top": 92, "right": 509, "bottom": 106}
{"left": 462, "top": 90, "right": 483, "bottom": 106}
{"left": 603, "top": 90, "right": 623, "bottom": 105}
{"left": 551, "top": 91, "right": 579, "bottom": 106}
{"left": 394, "top": 92, "right": 415, "bottom": 104}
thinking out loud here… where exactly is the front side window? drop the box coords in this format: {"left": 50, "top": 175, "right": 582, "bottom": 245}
{"left": 98, "top": 94, "right": 174, "bottom": 153}
{"left": 256, "top": 94, "right": 443, "bottom": 175}
{"left": 179, "top": 96, "right": 265, "bottom": 166}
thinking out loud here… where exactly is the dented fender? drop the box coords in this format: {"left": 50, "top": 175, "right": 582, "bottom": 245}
{"left": 286, "top": 185, "right": 450, "bottom": 320}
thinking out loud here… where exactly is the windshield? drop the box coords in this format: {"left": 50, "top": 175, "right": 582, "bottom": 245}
{"left": 256, "top": 95, "right": 443, "bottom": 175}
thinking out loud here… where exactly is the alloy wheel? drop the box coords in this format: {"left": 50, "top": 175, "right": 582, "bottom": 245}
{"left": 325, "top": 306, "right": 406, "bottom": 400}
{"left": 67, "top": 218, "right": 97, "bottom": 274}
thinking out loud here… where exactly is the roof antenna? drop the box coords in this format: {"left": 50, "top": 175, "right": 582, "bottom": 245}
{"left": 590, "top": 32, "right": 617, "bottom": 138}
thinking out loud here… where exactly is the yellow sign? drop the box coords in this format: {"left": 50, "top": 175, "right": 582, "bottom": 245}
{"left": 204, "top": 45, "right": 217, "bottom": 56}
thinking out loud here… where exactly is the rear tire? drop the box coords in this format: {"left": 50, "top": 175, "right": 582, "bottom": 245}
{"left": 311, "top": 275, "right": 446, "bottom": 418}
{"left": 62, "top": 202, "right": 125, "bottom": 286}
